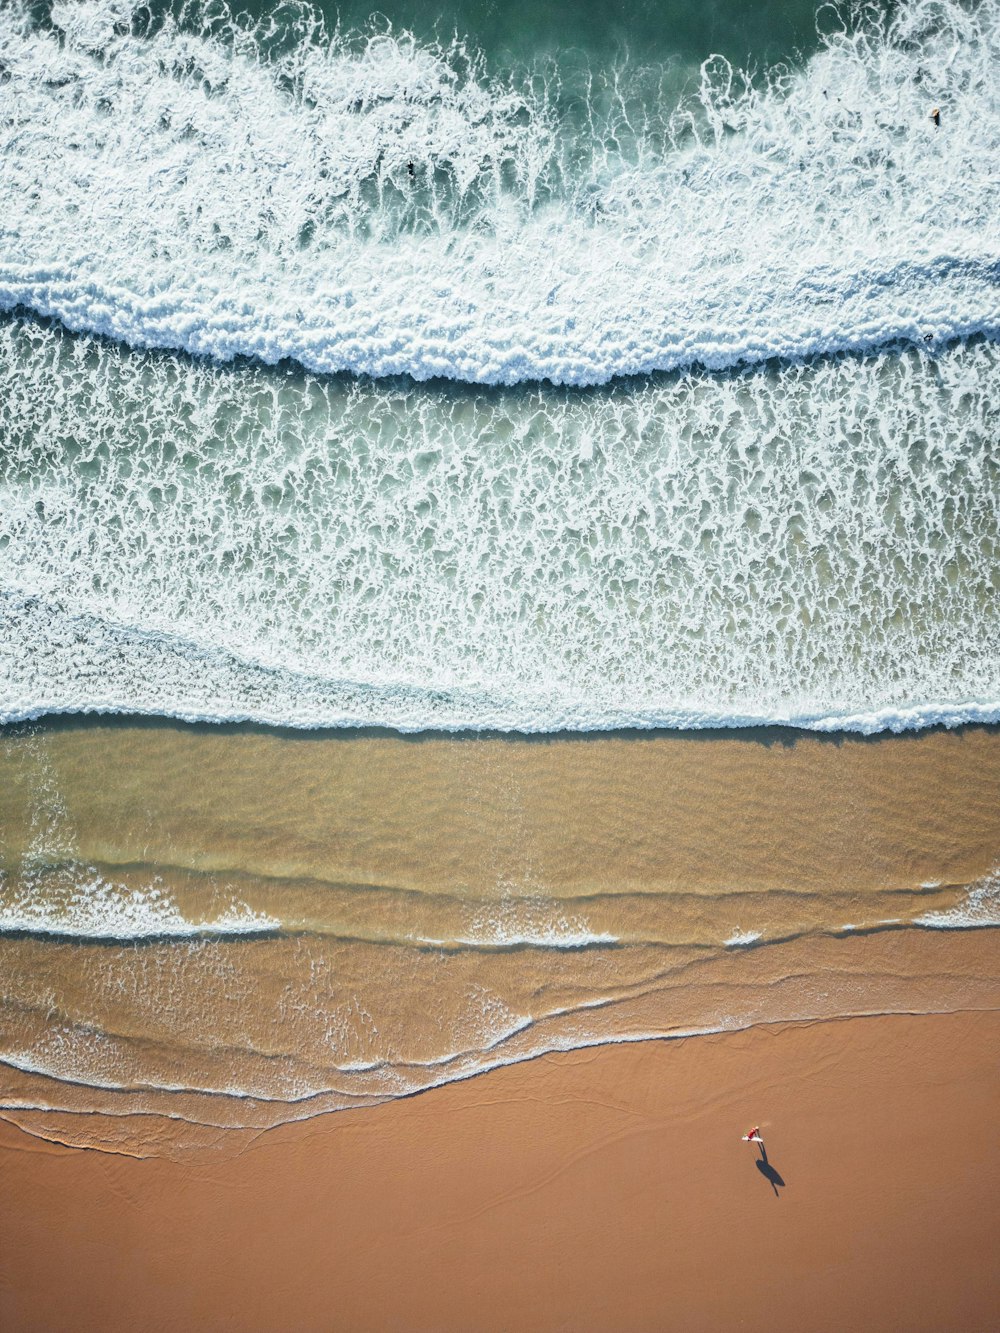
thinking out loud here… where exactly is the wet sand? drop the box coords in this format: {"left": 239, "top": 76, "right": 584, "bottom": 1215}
{"left": 1, "top": 1007, "right": 997, "bottom": 1333}
{"left": 0, "top": 721, "right": 997, "bottom": 1325}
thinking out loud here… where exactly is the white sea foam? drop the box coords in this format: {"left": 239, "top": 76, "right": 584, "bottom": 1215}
{"left": 916, "top": 867, "right": 1000, "bottom": 929}
{"left": 458, "top": 900, "right": 618, "bottom": 949}
{"left": 0, "top": 864, "right": 280, "bottom": 939}
{"left": 0, "top": 1, "right": 998, "bottom": 385}
{"left": 1, "top": 1, "right": 999, "bottom": 737}
{"left": 0, "top": 733, "right": 279, "bottom": 936}
{"left": 1, "top": 319, "right": 997, "bottom": 734}
{"left": 725, "top": 929, "right": 763, "bottom": 948}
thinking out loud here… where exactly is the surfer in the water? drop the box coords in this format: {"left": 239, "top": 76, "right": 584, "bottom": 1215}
{"left": 930, "top": 106, "right": 941, "bottom": 127}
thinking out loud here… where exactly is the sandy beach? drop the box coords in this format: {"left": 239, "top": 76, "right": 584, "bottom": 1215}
{"left": 2, "top": 1007, "right": 997, "bottom": 1332}
{"left": 2, "top": 1, "right": 998, "bottom": 1328}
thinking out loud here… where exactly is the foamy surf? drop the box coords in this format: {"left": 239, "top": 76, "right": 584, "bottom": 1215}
{"left": 0, "top": 866, "right": 280, "bottom": 940}
{"left": 2, "top": 2, "right": 998, "bottom": 740}
{"left": 1, "top": 1, "right": 999, "bottom": 1168}
{"left": 1, "top": 0, "right": 998, "bottom": 385}
{"left": 916, "top": 867, "right": 1000, "bottom": 929}
{"left": 2, "top": 323, "right": 998, "bottom": 735}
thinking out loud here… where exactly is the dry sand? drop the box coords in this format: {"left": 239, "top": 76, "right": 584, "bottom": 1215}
{"left": 2, "top": 1007, "right": 998, "bottom": 1333}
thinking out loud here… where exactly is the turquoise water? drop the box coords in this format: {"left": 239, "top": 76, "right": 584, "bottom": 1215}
{"left": 0, "top": 0, "right": 998, "bottom": 733}
{"left": 225, "top": 0, "right": 835, "bottom": 67}
{"left": 88, "top": 0, "right": 848, "bottom": 67}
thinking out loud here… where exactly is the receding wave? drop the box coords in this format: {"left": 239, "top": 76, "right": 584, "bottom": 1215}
{"left": 0, "top": 0, "right": 997, "bottom": 384}
{"left": 2, "top": 921, "right": 997, "bottom": 1157}
{"left": 3, "top": 860, "right": 997, "bottom": 943}
{"left": 2, "top": 717, "right": 998, "bottom": 1154}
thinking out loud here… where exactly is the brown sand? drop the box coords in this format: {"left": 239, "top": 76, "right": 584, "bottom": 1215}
{"left": 1, "top": 1008, "right": 997, "bottom": 1333}
{"left": 2, "top": 923, "right": 997, "bottom": 1155}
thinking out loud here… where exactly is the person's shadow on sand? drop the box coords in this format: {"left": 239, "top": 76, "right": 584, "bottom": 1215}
{"left": 754, "top": 1145, "right": 786, "bottom": 1198}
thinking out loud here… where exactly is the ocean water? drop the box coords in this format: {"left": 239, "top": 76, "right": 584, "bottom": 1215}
{"left": 1, "top": 0, "right": 999, "bottom": 734}
{"left": 4, "top": 0, "right": 998, "bottom": 383}
{"left": 1, "top": 0, "right": 999, "bottom": 1155}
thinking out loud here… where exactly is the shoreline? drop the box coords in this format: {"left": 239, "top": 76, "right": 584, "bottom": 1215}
{"left": 2, "top": 1008, "right": 997, "bottom": 1331}
{"left": 2, "top": 923, "right": 998, "bottom": 1157}
{"left": 2, "top": 717, "right": 998, "bottom": 1155}
{"left": 6, "top": 709, "right": 1000, "bottom": 743}
{"left": 6, "top": 702, "right": 1000, "bottom": 739}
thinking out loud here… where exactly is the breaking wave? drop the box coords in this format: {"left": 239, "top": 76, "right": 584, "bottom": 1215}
{"left": 0, "top": 0, "right": 998, "bottom": 385}
{"left": 1, "top": 0, "right": 998, "bottom": 736}
{"left": 2, "top": 318, "right": 999, "bottom": 733}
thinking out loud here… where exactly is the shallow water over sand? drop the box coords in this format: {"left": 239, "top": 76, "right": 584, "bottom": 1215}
{"left": 1, "top": 720, "right": 997, "bottom": 1155}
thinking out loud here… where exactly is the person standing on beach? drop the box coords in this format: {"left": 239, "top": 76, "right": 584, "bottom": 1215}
{"left": 742, "top": 1126, "right": 764, "bottom": 1145}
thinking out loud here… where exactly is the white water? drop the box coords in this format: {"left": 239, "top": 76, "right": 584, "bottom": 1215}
{"left": 1, "top": 321, "right": 998, "bottom": 733}
{"left": 0, "top": 0, "right": 998, "bottom": 385}
{"left": 917, "top": 866, "right": 1000, "bottom": 929}
{"left": 0, "top": 865, "right": 281, "bottom": 939}
{"left": 1, "top": 0, "right": 998, "bottom": 735}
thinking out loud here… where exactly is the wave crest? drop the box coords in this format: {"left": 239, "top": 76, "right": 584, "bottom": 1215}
{"left": 1, "top": 0, "right": 998, "bottom": 384}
